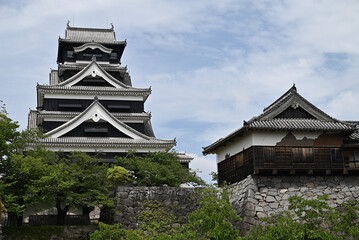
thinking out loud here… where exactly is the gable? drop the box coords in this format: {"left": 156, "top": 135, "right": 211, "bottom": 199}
{"left": 274, "top": 106, "right": 316, "bottom": 119}
{"left": 58, "top": 61, "right": 128, "bottom": 88}
{"left": 62, "top": 121, "right": 132, "bottom": 138}
{"left": 255, "top": 85, "right": 336, "bottom": 121}
{"left": 73, "top": 77, "right": 115, "bottom": 87}
{"left": 45, "top": 101, "right": 149, "bottom": 140}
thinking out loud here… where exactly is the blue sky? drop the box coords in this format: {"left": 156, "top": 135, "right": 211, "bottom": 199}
{"left": 1, "top": 0, "right": 359, "bottom": 183}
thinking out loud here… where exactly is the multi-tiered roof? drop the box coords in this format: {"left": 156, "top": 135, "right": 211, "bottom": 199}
{"left": 28, "top": 24, "right": 191, "bottom": 165}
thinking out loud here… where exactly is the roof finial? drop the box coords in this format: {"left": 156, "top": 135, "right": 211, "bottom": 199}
{"left": 292, "top": 83, "right": 297, "bottom": 92}
{"left": 91, "top": 55, "right": 96, "bottom": 61}
{"left": 67, "top": 20, "right": 70, "bottom": 28}
{"left": 94, "top": 96, "right": 99, "bottom": 101}
{"left": 110, "top": 23, "right": 114, "bottom": 30}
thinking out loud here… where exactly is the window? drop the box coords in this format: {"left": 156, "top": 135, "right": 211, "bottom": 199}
{"left": 349, "top": 150, "right": 359, "bottom": 168}
{"left": 292, "top": 148, "right": 314, "bottom": 163}
{"left": 263, "top": 147, "right": 275, "bottom": 163}
{"left": 84, "top": 127, "right": 108, "bottom": 137}
{"left": 58, "top": 103, "right": 82, "bottom": 109}
{"left": 67, "top": 50, "right": 74, "bottom": 58}
{"left": 110, "top": 52, "right": 118, "bottom": 60}
{"left": 330, "top": 149, "right": 343, "bottom": 163}
{"left": 83, "top": 53, "right": 102, "bottom": 58}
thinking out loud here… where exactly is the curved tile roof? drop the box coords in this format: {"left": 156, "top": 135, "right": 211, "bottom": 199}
{"left": 37, "top": 85, "right": 150, "bottom": 94}
{"left": 60, "top": 26, "right": 126, "bottom": 44}
{"left": 247, "top": 119, "right": 354, "bottom": 131}
{"left": 203, "top": 85, "right": 356, "bottom": 155}
{"left": 35, "top": 137, "right": 175, "bottom": 145}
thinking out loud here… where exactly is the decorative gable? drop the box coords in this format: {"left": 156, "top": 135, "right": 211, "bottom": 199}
{"left": 203, "top": 85, "right": 355, "bottom": 155}
{"left": 253, "top": 85, "right": 334, "bottom": 122}
{"left": 45, "top": 100, "right": 150, "bottom": 140}
{"left": 58, "top": 60, "right": 128, "bottom": 88}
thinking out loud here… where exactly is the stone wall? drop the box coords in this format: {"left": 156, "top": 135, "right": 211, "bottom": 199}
{"left": 112, "top": 176, "right": 359, "bottom": 235}
{"left": 228, "top": 175, "right": 359, "bottom": 235}
{"left": 114, "top": 186, "right": 201, "bottom": 228}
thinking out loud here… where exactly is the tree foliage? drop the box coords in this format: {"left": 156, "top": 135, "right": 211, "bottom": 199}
{"left": 115, "top": 151, "right": 205, "bottom": 187}
{"left": 247, "top": 195, "right": 359, "bottom": 240}
{"left": 29, "top": 151, "right": 115, "bottom": 225}
{"left": 183, "top": 187, "right": 241, "bottom": 240}
{"left": 90, "top": 186, "right": 242, "bottom": 240}
{"left": 0, "top": 101, "right": 20, "bottom": 167}
{"left": 0, "top": 148, "right": 55, "bottom": 216}
{"left": 107, "top": 166, "right": 129, "bottom": 187}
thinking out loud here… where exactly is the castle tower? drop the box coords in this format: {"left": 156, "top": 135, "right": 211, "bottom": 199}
{"left": 28, "top": 24, "right": 192, "bottom": 166}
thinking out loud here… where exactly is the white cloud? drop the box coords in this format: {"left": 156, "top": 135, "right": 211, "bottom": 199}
{"left": 1, "top": 0, "right": 359, "bottom": 178}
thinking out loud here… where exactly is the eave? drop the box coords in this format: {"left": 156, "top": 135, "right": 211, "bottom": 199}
{"left": 36, "top": 85, "right": 151, "bottom": 109}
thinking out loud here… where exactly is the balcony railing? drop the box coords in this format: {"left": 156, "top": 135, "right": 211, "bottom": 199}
{"left": 217, "top": 146, "right": 347, "bottom": 185}
{"left": 253, "top": 146, "right": 344, "bottom": 170}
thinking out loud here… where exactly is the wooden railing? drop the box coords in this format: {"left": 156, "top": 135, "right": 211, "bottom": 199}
{"left": 218, "top": 148, "right": 253, "bottom": 185}
{"left": 217, "top": 146, "right": 346, "bottom": 185}
{"left": 253, "top": 146, "right": 344, "bottom": 170}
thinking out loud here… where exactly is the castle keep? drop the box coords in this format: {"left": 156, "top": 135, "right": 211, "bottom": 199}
{"left": 27, "top": 24, "right": 192, "bottom": 166}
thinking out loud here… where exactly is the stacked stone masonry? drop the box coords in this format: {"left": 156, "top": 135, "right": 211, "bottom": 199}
{"left": 114, "top": 186, "right": 200, "bottom": 228}
{"left": 114, "top": 176, "right": 359, "bottom": 235}
{"left": 229, "top": 175, "right": 359, "bottom": 235}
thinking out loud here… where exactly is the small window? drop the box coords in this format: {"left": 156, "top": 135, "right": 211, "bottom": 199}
{"left": 348, "top": 150, "right": 359, "bottom": 168}
{"left": 110, "top": 52, "right": 118, "bottom": 60}
{"left": 83, "top": 53, "right": 102, "bottom": 58}
{"left": 58, "top": 103, "right": 82, "bottom": 109}
{"left": 108, "top": 105, "right": 130, "bottom": 112}
{"left": 292, "top": 148, "right": 314, "bottom": 163}
{"left": 84, "top": 127, "right": 108, "bottom": 133}
{"left": 67, "top": 51, "right": 74, "bottom": 58}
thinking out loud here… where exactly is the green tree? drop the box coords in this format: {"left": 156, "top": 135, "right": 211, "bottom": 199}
{"left": 116, "top": 151, "right": 205, "bottom": 187}
{"left": 107, "top": 166, "right": 129, "bottom": 187}
{"left": 247, "top": 195, "right": 359, "bottom": 240}
{"left": 30, "top": 152, "right": 115, "bottom": 225}
{"left": 91, "top": 187, "right": 242, "bottom": 240}
{"left": 183, "top": 187, "right": 241, "bottom": 240}
{"left": 0, "top": 101, "right": 20, "bottom": 174}
{"left": 0, "top": 148, "right": 53, "bottom": 225}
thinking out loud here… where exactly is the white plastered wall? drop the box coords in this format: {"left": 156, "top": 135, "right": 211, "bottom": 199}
{"left": 216, "top": 131, "right": 322, "bottom": 163}
{"left": 217, "top": 133, "right": 252, "bottom": 163}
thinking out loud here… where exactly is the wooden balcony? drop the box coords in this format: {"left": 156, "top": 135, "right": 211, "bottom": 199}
{"left": 253, "top": 146, "right": 344, "bottom": 170}
{"left": 218, "top": 146, "right": 348, "bottom": 185}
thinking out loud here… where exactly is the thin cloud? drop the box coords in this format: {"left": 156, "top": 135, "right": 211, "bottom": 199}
{"left": 1, "top": 1, "right": 359, "bottom": 183}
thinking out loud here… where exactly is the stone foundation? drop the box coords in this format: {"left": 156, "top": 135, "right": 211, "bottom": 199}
{"left": 229, "top": 175, "right": 359, "bottom": 235}
{"left": 114, "top": 186, "right": 200, "bottom": 228}
{"left": 112, "top": 176, "right": 359, "bottom": 235}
